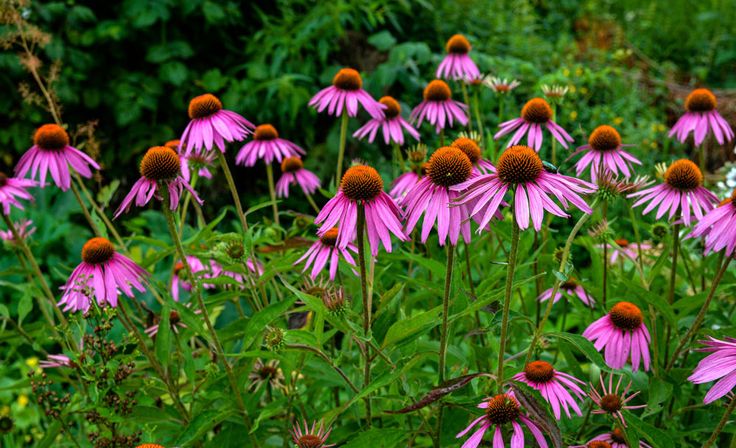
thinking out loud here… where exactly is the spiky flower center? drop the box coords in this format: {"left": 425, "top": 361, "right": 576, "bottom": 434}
{"left": 188, "top": 93, "right": 222, "bottom": 119}
{"left": 281, "top": 156, "right": 303, "bottom": 173}
{"left": 446, "top": 34, "right": 471, "bottom": 54}
{"left": 614, "top": 238, "right": 629, "bottom": 247}
{"left": 589, "top": 125, "right": 622, "bottom": 151}
{"left": 0, "top": 172, "right": 7, "bottom": 187}
{"left": 561, "top": 278, "right": 579, "bottom": 290}
{"left": 380, "top": 96, "right": 401, "bottom": 119}
{"left": 340, "top": 165, "right": 383, "bottom": 201}
{"left": 600, "top": 393, "right": 623, "bottom": 413}
{"left": 140, "top": 147, "right": 181, "bottom": 181}
{"left": 524, "top": 360, "right": 555, "bottom": 383}
{"left": 485, "top": 394, "right": 521, "bottom": 425}
{"left": 497, "top": 145, "right": 543, "bottom": 184}
{"left": 609, "top": 301, "right": 643, "bottom": 330}
{"left": 174, "top": 261, "right": 185, "bottom": 276}
{"left": 420, "top": 162, "right": 430, "bottom": 176}
{"left": 423, "top": 80, "right": 452, "bottom": 102}
{"left": 587, "top": 441, "right": 612, "bottom": 448}
{"left": 664, "top": 159, "right": 702, "bottom": 191}
{"left": 82, "top": 237, "right": 115, "bottom": 265}
{"left": 136, "top": 445, "right": 165, "bottom": 448}
{"left": 685, "top": 88, "right": 717, "bottom": 112}
{"left": 610, "top": 429, "right": 626, "bottom": 443}
{"left": 332, "top": 68, "right": 362, "bottom": 91}
{"left": 521, "top": 98, "right": 553, "bottom": 124}
{"left": 34, "top": 124, "right": 69, "bottom": 150}
{"left": 295, "top": 434, "right": 323, "bottom": 448}
{"left": 320, "top": 228, "right": 339, "bottom": 247}
{"left": 254, "top": 123, "right": 279, "bottom": 141}
{"left": 451, "top": 137, "right": 481, "bottom": 164}
{"left": 427, "top": 147, "right": 472, "bottom": 187}
{"left": 164, "top": 139, "right": 180, "bottom": 151}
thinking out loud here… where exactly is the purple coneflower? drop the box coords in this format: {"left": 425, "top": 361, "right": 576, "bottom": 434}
{"left": 291, "top": 419, "right": 335, "bottom": 448}
{"left": 495, "top": 98, "right": 574, "bottom": 151}
{"left": 353, "top": 96, "right": 420, "bottom": 145}
{"left": 294, "top": 228, "right": 357, "bottom": 280}
{"left": 538, "top": 277, "right": 594, "bottom": 307}
{"left": 572, "top": 429, "right": 652, "bottom": 448}
{"left": 390, "top": 170, "right": 422, "bottom": 200}
{"left": 456, "top": 391, "right": 549, "bottom": 448}
{"left": 315, "top": 165, "right": 407, "bottom": 256}
{"left": 309, "top": 68, "right": 385, "bottom": 119}
{"left": 235, "top": 124, "right": 305, "bottom": 167}
{"left": 145, "top": 309, "right": 191, "bottom": 338}
{"left": 410, "top": 80, "right": 469, "bottom": 133}
{"left": 58, "top": 237, "right": 148, "bottom": 313}
{"left": 15, "top": 124, "right": 99, "bottom": 191}
{"left": 0, "top": 172, "right": 35, "bottom": 215}
{"left": 403, "top": 147, "right": 476, "bottom": 246}
{"left": 436, "top": 34, "right": 481, "bottom": 81}
{"left": 574, "top": 125, "right": 641, "bottom": 182}
{"left": 171, "top": 257, "right": 217, "bottom": 302}
{"left": 453, "top": 145, "right": 595, "bottom": 231}
{"left": 511, "top": 360, "right": 585, "bottom": 419}
{"left": 165, "top": 139, "right": 213, "bottom": 182}
{"left": 687, "top": 336, "right": 736, "bottom": 404}
{"left": 669, "top": 88, "right": 734, "bottom": 146}
{"left": 628, "top": 159, "right": 718, "bottom": 226}
{"left": 689, "top": 191, "right": 736, "bottom": 256}
{"left": 275, "top": 156, "right": 321, "bottom": 198}
{"left": 39, "top": 354, "right": 72, "bottom": 369}
{"left": 0, "top": 219, "right": 35, "bottom": 243}
{"left": 598, "top": 238, "right": 653, "bottom": 264}
{"left": 589, "top": 373, "right": 646, "bottom": 427}
{"left": 114, "top": 146, "right": 202, "bottom": 219}
{"left": 180, "top": 93, "right": 254, "bottom": 156}
{"left": 451, "top": 137, "right": 495, "bottom": 174}
{"left": 583, "top": 301, "right": 651, "bottom": 371}
{"left": 484, "top": 77, "right": 521, "bottom": 95}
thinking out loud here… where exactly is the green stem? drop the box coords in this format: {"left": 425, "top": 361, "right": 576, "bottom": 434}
{"left": 305, "top": 192, "right": 320, "bottom": 214}
{"left": 72, "top": 173, "right": 127, "bottom": 250}
{"left": 356, "top": 204, "right": 372, "bottom": 427}
{"left": 550, "top": 103, "right": 557, "bottom": 165}
{"left": 335, "top": 112, "right": 350, "bottom": 190}
{"left": 461, "top": 83, "right": 472, "bottom": 131}
{"left": 439, "top": 128, "right": 445, "bottom": 147}
{"left": 265, "top": 163, "right": 279, "bottom": 225}
{"left": 664, "top": 222, "right": 681, "bottom": 362}
{"left": 438, "top": 244, "right": 455, "bottom": 384}
{"left": 69, "top": 180, "right": 101, "bottom": 237}
{"left": 526, "top": 202, "right": 596, "bottom": 363}
{"left": 497, "top": 212, "right": 520, "bottom": 393}
{"left": 472, "top": 90, "right": 484, "bottom": 146}
{"left": 179, "top": 171, "right": 199, "bottom": 231}
{"left": 160, "top": 191, "right": 257, "bottom": 441}
{"left": 703, "top": 395, "right": 736, "bottom": 448}
{"left": 216, "top": 150, "right": 249, "bottom": 232}
{"left": 2, "top": 213, "right": 66, "bottom": 327}
{"left": 602, "top": 201, "right": 608, "bottom": 309}
{"left": 667, "top": 255, "right": 733, "bottom": 371}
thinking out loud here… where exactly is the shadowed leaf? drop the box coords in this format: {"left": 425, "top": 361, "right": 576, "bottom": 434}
{"left": 385, "top": 373, "right": 492, "bottom": 414}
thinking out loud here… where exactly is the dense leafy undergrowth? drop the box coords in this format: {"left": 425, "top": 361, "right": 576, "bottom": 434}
{"left": 1, "top": 1, "right": 736, "bottom": 448}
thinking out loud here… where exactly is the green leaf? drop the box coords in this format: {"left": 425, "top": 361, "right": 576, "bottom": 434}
{"left": 624, "top": 411, "right": 675, "bottom": 448}
{"left": 174, "top": 409, "right": 233, "bottom": 445}
{"left": 343, "top": 428, "right": 407, "bottom": 447}
{"left": 17, "top": 291, "right": 32, "bottom": 325}
{"left": 367, "top": 31, "right": 397, "bottom": 51}
{"left": 155, "top": 302, "right": 171, "bottom": 366}
{"left": 381, "top": 305, "right": 442, "bottom": 348}
{"left": 241, "top": 294, "right": 296, "bottom": 351}
{"left": 549, "top": 332, "right": 606, "bottom": 367}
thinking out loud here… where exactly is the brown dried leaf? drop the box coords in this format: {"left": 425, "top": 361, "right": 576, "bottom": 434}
{"left": 511, "top": 384, "right": 563, "bottom": 448}
{"left": 384, "top": 373, "right": 491, "bottom": 414}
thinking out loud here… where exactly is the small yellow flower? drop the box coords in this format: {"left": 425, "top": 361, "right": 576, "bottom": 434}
{"left": 575, "top": 67, "right": 583, "bottom": 77}
{"left": 569, "top": 111, "right": 578, "bottom": 121}
{"left": 562, "top": 68, "right": 570, "bottom": 77}
{"left": 580, "top": 87, "right": 589, "bottom": 95}
{"left": 613, "top": 117, "right": 624, "bottom": 125}
{"left": 0, "top": 405, "right": 10, "bottom": 416}
{"left": 650, "top": 142, "right": 658, "bottom": 149}
{"left": 25, "top": 357, "right": 39, "bottom": 369}
{"left": 656, "top": 123, "right": 666, "bottom": 132}
{"left": 17, "top": 395, "right": 29, "bottom": 408}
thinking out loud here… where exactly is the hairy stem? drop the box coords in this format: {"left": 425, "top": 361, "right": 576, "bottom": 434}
{"left": 335, "top": 112, "right": 350, "bottom": 190}
{"left": 497, "top": 212, "right": 520, "bottom": 393}
{"left": 216, "top": 150, "right": 249, "bottom": 232}
{"left": 356, "top": 204, "right": 372, "bottom": 427}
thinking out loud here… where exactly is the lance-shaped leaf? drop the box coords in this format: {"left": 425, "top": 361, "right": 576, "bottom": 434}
{"left": 511, "top": 384, "right": 563, "bottom": 448}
